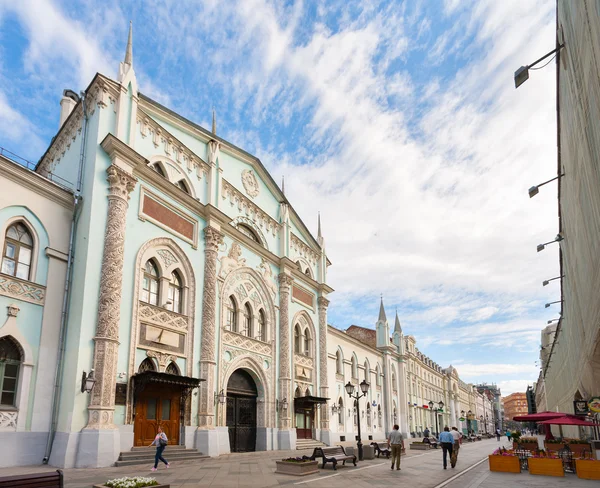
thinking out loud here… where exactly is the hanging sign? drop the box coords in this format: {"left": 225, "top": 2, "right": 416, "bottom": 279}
{"left": 459, "top": 417, "right": 465, "bottom": 421}
{"left": 574, "top": 400, "right": 589, "bottom": 415}
{"left": 589, "top": 397, "right": 600, "bottom": 413}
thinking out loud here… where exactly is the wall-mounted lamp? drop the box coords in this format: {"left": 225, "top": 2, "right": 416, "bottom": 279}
{"left": 276, "top": 398, "right": 288, "bottom": 411}
{"left": 545, "top": 300, "right": 562, "bottom": 309}
{"left": 81, "top": 370, "right": 96, "bottom": 393}
{"left": 528, "top": 174, "right": 564, "bottom": 198}
{"left": 515, "top": 44, "right": 565, "bottom": 88}
{"left": 537, "top": 234, "right": 563, "bottom": 252}
{"left": 214, "top": 389, "right": 226, "bottom": 405}
{"left": 331, "top": 403, "right": 338, "bottom": 414}
{"left": 542, "top": 276, "right": 563, "bottom": 286}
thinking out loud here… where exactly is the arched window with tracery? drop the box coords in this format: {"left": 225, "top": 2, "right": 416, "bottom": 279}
{"left": 141, "top": 259, "right": 160, "bottom": 306}
{"left": 294, "top": 325, "right": 301, "bottom": 354}
{"left": 1, "top": 223, "right": 33, "bottom": 280}
{"left": 165, "top": 362, "right": 179, "bottom": 375}
{"left": 0, "top": 337, "right": 22, "bottom": 407}
{"left": 257, "top": 309, "right": 266, "bottom": 341}
{"left": 138, "top": 358, "right": 156, "bottom": 373}
{"left": 167, "top": 271, "right": 183, "bottom": 313}
{"left": 243, "top": 303, "right": 252, "bottom": 337}
{"left": 227, "top": 296, "right": 237, "bottom": 332}
{"left": 336, "top": 350, "right": 343, "bottom": 374}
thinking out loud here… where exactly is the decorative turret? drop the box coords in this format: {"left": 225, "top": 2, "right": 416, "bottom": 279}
{"left": 376, "top": 297, "right": 390, "bottom": 348}
{"left": 317, "top": 212, "right": 325, "bottom": 249}
{"left": 118, "top": 21, "right": 137, "bottom": 90}
{"left": 116, "top": 21, "right": 138, "bottom": 144}
{"left": 392, "top": 310, "right": 403, "bottom": 352}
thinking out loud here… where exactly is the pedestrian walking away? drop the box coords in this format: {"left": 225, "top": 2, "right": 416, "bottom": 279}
{"left": 439, "top": 426, "right": 454, "bottom": 469}
{"left": 450, "top": 427, "right": 461, "bottom": 468}
{"left": 387, "top": 424, "right": 405, "bottom": 471}
{"left": 505, "top": 430, "right": 511, "bottom": 443}
{"left": 423, "top": 427, "right": 430, "bottom": 438}
{"left": 150, "top": 426, "right": 170, "bottom": 471}
{"left": 496, "top": 428, "right": 501, "bottom": 441}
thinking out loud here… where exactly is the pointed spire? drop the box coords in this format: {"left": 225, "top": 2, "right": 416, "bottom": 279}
{"left": 378, "top": 296, "right": 387, "bottom": 323}
{"left": 212, "top": 109, "right": 217, "bottom": 135}
{"left": 317, "top": 212, "right": 325, "bottom": 248}
{"left": 318, "top": 212, "right": 322, "bottom": 239}
{"left": 124, "top": 21, "right": 133, "bottom": 66}
{"left": 394, "top": 309, "right": 402, "bottom": 333}
{"left": 281, "top": 175, "right": 285, "bottom": 195}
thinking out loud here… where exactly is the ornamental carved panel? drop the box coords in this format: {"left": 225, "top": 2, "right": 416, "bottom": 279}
{"left": 0, "top": 411, "right": 18, "bottom": 430}
{"left": 138, "top": 302, "right": 188, "bottom": 329}
{"left": 222, "top": 330, "right": 272, "bottom": 356}
{"left": 0, "top": 276, "right": 45, "bottom": 305}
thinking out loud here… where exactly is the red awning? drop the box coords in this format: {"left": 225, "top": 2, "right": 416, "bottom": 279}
{"left": 512, "top": 411, "right": 570, "bottom": 422}
{"left": 538, "top": 417, "right": 600, "bottom": 426}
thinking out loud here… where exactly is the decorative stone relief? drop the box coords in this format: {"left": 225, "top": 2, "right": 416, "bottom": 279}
{"left": 0, "top": 277, "right": 45, "bottom": 305}
{"left": 222, "top": 330, "right": 272, "bottom": 356}
{"left": 207, "top": 140, "right": 220, "bottom": 166}
{"left": 0, "top": 411, "right": 17, "bottom": 430}
{"left": 146, "top": 350, "right": 177, "bottom": 372}
{"left": 295, "top": 354, "right": 314, "bottom": 368}
{"left": 6, "top": 304, "right": 20, "bottom": 317}
{"left": 138, "top": 303, "right": 187, "bottom": 329}
{"left": 257, "top": 258, "right": 277, "bottom": 301}
{"left": 222, "top": 179, "right": 279, "bottom": 236}
{"left": 278, "top": 273, "right": 293, "bottom": 429}
{"left": 291, "top": 233, "right": 319, "bottom": 266}
{"left": 241, "top": 169, "right": 260, "bottom": 198}
{"left": 156, "top": 249, "right": 178, "bottom": 268}
{"left": 218, "top": 242, "right": 246, "bottom": 278}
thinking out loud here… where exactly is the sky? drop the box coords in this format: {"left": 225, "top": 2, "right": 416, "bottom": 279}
{"left": 0, "top": 0, "right": 561, "bottom": 395}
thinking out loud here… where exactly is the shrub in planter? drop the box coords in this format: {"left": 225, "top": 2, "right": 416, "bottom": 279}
{"left": 515, "top": 436, "right": 539, "bottom": 451}
{"left": 275, "top": 457, "right": 319, "bottom": 476}
{"left": 93, "top": 477, "right": 163, "bottom": 488}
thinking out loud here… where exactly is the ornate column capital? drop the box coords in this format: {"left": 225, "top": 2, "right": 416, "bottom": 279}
{"left": 317, "top": 296, "right": 330, "bottom": 309}
{"left": 107, "top": 165, "right": 137, "bottom": 201}
{"left": 203, "top": 226, "right": 224, "bottom": 252}
{"left": 278, "top": 273, "right": 293, "bottom": 291}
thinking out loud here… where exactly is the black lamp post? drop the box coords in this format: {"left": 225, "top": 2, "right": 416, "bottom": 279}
{"left": 345, "top": 379, "right": 369, "bottom": 461}
{"left": 428, "top": 400, "right": 444, "bottom": 436}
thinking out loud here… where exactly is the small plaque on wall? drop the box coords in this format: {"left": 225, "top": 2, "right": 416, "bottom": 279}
{"left": 115, "top": 383, "right": 128, "bottom": 405}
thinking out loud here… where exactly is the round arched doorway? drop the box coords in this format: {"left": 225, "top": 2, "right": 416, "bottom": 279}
{"left": 226, "top": 369, "right": 257, "bottom": 452}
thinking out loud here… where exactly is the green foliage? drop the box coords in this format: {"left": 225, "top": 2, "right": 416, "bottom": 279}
{"left": 510, "top": 431, "right": 521, "bottom": 442}
{"left": 105, "top": 477, "right": 159, "bottom": 488}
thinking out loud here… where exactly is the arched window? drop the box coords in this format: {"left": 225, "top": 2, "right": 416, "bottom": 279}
{"left": 294, "top": 325, "right": 301, "bottom": 354}
{"left": 176, "top": 180, "right": 190, "bottom": 194}
{"left": 351, "top": 356, "right": 358, "bottom": 379}
{"left": 167, "top": 271, "right": 183, "bottom": 313}
{"left": 295, "top": 386, "right": 302, "bottom": 398}
{"left": 237, "top": 224, "right": 259, "bottom": 243}
{"left": 165, "top": 362, "right": 179, "bottom": 375}
{"left": 243, "top": 303, "right": 252, "bottom": 337}
{"left": 138, "top": 358, "right": 156, "bottom": 373}
{"left": 338, "top": 398, "right": 344, "bottom": 425}
{"left": 227, "top": 296, "right": 237, "bottom": 332}
{"left": 257, "top": 309, "right": 266, "bottom": 341}
{"left": 141, "top": 259, "right": 160, "bottom": 305}
{"left": 151, "top": 163, "right": 166, "bottom": 177}
{"left": 336, "top": 350, "right": 343, "bottom": 374}
{"left": 364, "top": 361, "right": 369, "bottom": 381}
{"left": 1, "top": 223, "right": 33, "bottom": 280}
{"left": 0, "top": 337, "right": 22, "bottom": 406}
{"left": 303, "top": 328, "right": 311, "bottom": 356}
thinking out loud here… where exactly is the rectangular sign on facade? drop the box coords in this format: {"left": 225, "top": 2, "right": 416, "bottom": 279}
{"left": 574, "top": 400, "right": 589, "bottom": 415}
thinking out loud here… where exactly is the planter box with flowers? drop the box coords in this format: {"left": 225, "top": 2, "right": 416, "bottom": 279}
{"left": 275, "top": 457, "right": 319, "bottom": 476}
{"left": 514, "top": 437, "right": 539, "bottom": 452}
{"left": 528, "top": 455, "right": 564, "bottom": 477}
{"left": 576, "top": 459, "right": 600, "bottom": 480}
{"left": 544, "top": 439, "right": 563, "bottom": 453}
{"left": 488, "top": 449, "right": 521, "bottom": 473}
{"left": 93, "top": 477, "right": 167, "bottom": 488}
{"left": 566, "top": 439, "right": 592, "bottom": 457}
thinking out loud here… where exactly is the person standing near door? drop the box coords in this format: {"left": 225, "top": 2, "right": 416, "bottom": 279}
{"left": 387, "top": 424, "right": 404, "bottom": 471}
{"left": 438, "top": 426, "right": 454, "bottom": 469}
{"left": 150, "top": 426, "right": 170, "bottom": 471}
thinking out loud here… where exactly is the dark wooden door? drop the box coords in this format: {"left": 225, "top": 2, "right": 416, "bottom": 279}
{"left": 295, "top": 408, "right": 313, "bottom": 439}
{"left": 134, "top": 386, "right": 180, "bottom": 446}
{"left": 226, "top": 394, "right": 257, "bottom": 452}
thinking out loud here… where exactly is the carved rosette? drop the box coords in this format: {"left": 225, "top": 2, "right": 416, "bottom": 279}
{"left": 86, "top": 165, "right": 136, "bottom": 429}
{"left": 318, "top": 296, "right": 329, "bottom": 430}
{"left": 198, "top": 226, "right": 224, "bottom": 429}
{"left": 278, "top": 273, "right": 293, "bottom": 429}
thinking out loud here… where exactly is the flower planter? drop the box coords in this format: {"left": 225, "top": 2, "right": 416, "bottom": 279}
{"left": 275, "top": 460, "right": 319, "bottom": 476}
{"left": 488, "top": 455, "right": 521, "bottom": 473}
{"left": 569, "top": 443, "right": 592, "bottom": 457}
{"left": 544, "top": 442, "right": 562, "bottom": 453}
{"left": 514, "top": 442, "right": 539, "bottom": 451}
{"left": 528, "top": 457, "right": 564, "bottom": 477}
{"left": 576, "top": 459, "right": 600, "bottom": 480}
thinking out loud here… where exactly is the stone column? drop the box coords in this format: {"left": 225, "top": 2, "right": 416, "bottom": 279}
{"left": 318, "top": 297, "right": 329, "bottom": 431}
{"left": 87, "top": 165, "right": 137, "bottom": 429}
{"left": 278, "top": 273, "right": 293, "bottom": 448}
{"left": 198, "top": 226, "right": 224, "bottom": 430}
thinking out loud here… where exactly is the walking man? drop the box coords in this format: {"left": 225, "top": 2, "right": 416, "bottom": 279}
{"left": 439, "top": 426, "right": 454, "bottom": 469}
{"left": 387, "top": 424, "right": 405, "bottom": 471}
{"left": 450, "top": 427, "right": 461, "bottom": 468}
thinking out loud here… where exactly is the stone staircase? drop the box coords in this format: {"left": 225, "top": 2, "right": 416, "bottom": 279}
{"left": 295, "top": 439, "right": 328, "bottom": 451}
{"left": 115, "top": 445, "right": 209, "bottom": 467}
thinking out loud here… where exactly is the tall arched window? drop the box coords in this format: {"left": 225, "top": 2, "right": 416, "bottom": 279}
{"left": 257, "top": 309, "right": 266, "bottom": 341}
{"left": 167, "top": 271, "right": 183, "bottom": 313}
{"left": 338, "top": 398, "right": 344, "bottom": 425}
{"left": 141, "top": 259, "right": 160, "bottom": 305}
{"left": 303, "top": 329, "right": 311, "bottom": 356}
{"left": 0, "top": 337, "right": 22, "bottom": 406}
{"left": 243, "top": 303, "right": 252, "bottom": 337}
{"left": 294, "top": 325, "right": 301, "bottom": 354}
{"left": 1, "top": 223, "right": 33, "bottom": 280}
{"left": 351, "top": 356, "right": 358, "bottom": 379}
{"left": 336, "top": 350, "right": 343, "bottom": 374}
{"left": 227, "top": 296, "right": 237, "bottom": 332}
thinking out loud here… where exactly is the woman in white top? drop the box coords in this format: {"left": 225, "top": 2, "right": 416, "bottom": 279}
{"left": 149, "top": 426, "right": 170, "bottom": 471}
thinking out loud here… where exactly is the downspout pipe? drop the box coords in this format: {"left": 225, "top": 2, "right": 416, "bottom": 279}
{"left": 43, "top": 91, "right": 88, "bottom": 464}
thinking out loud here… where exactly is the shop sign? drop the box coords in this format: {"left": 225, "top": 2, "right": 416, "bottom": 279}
{"left": 589, "top": 397, "right": 600, "bottom": 413}
{"left": 459, "top": 417, "right": 465, "bottom": 421}
{"left": 574, "top": 400, "right": 589, "bottom": 415}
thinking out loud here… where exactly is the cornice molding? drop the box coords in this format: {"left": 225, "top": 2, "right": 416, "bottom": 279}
{"left": 0, "top": 156, "right": 74, "bottom": 210}
{"left": 101, "top": 133, "right": 148, "bottom": 169}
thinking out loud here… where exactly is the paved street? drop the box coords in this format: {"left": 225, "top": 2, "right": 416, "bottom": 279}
{"left": 0, "top": 438, "right": 596, "bottom": 488}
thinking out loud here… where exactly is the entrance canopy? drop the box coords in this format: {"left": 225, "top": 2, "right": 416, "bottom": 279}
{"left": 133, "top": 371, "right": 203, "bottom": 395}
{"left": 294, "top": 395, "right": 329, "bottom": 408}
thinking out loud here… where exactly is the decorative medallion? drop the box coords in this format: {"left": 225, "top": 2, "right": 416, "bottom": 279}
{"left": 241, "top": 169, "right": 260, "bottom": 198}
{"left": 156, "top": 249, "right": 178, "bottom": 268}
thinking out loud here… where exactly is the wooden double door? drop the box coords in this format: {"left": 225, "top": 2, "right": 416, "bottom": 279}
{"left": 295, "top": 407, "right": 314, "bottom": 439}
{"left": 134, "top": 385, "right": 180, "bottom": 446}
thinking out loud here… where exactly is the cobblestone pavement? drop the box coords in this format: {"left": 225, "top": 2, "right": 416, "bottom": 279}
{"left": 0, "top": 438, "right": 597, "bottom": 487}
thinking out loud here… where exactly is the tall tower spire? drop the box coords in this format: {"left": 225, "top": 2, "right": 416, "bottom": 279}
{"left": 212, "top": 109, "right": 217, "bottom": 135}
{"left": 378, "top": 297, "right": 387, "bottom": 323}
{"left": 376, "top": 296, "right": 390, "bottom": 349}
{"left": 317, "top": 212, "right": 325, "bottom": 248}
{"left": 124, "top": 21, "right": 133, "bottom": 66}
{"left": 394, "top": 309, "right": 402, "bottom": 334}
{"left": 281, "top": 175, "right": 285, "bottom": 195}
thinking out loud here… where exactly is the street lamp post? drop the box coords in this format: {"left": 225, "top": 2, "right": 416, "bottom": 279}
{"left": 346, "top": 380, "right": 370, "bottom": 461}
{"left": 428, "top": 400, "right": 445, "bottom": 436}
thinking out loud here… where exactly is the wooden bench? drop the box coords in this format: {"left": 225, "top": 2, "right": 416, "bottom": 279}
{"left": 0, "top": 470, "right": 63, "bottom": 488}
{"left": 310, "top": 446, "right": 357, "bottom": 470}
{"left": 370, "top": 442, "right": 391, "bottom": 458}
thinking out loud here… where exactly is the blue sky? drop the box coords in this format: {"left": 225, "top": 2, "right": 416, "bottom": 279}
{"left": 0, "top": 0, "right": 560, "bottom": 394}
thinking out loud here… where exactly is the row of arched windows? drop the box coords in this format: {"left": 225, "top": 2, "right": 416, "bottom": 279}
{"left": 141, "top": 259, "right": 183, "bottom": 314}
{"left": 294, "top": 324, "right": 312, "bottom": 357}
{"left": 150, "top": 162, "right": 192, "bottom": 195}
{"left": 335, "top": 351, "right": 383, "bottom": 387}
{"left": 226, "top": 296, "right": 266, "bottom": 341}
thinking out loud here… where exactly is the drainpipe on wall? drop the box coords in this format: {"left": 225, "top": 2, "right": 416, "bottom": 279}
{"left": 43, "top": 91, "right": 88, "bottom": 464}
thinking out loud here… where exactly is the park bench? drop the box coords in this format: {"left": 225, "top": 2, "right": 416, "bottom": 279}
{"left": 0, "top": 470, "right": 63, "bottom": 488}
{"left": 370, "top": 442, "right": 391, "bottom": 458}
{"left": 309, "top": 446, "right": 357, "bottom": 470}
